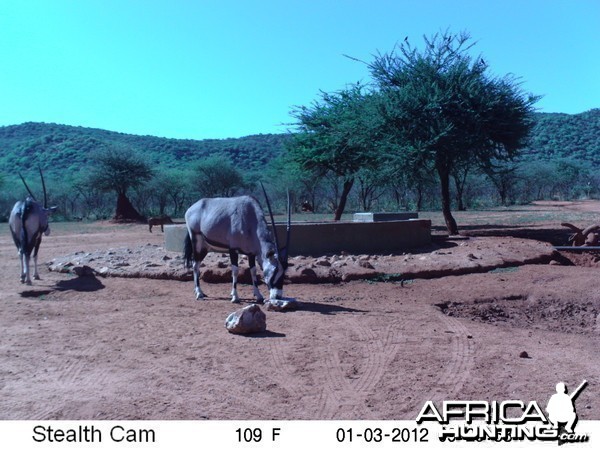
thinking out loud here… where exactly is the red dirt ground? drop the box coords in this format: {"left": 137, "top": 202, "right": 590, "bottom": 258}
{"left": 0, "top": 201, "right": 598, "bottom": 420}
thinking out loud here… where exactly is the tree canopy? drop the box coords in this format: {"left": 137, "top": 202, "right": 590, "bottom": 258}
{"left": 88, "top": 146, "right": 154, "bottom": 221}
{"left": 368, "top": 30, "right": 539, "bottom": 233}
{"left": 289, "top": 83, "right": 386, "bottom": 220}
{"left": 193, "top": 155, "right": 245, "bottom": 198}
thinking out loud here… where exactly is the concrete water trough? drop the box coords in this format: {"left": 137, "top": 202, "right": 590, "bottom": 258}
{"left": 164, "top": 215, "right": 431, "bottom": 256}
{"left": 353, "top": 212, "right": 419, "bottom": 222}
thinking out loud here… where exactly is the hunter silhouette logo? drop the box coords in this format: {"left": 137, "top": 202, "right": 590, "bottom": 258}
{"left": 546, "top": 380, "right": 588, "bottom": 442}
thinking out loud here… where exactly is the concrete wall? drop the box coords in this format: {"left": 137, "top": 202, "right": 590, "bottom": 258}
{"left": 165, "top": 219, "right": 431, "bottom": 256}
{"left": 353, "top": 212, "right": 418, "bottom": 222}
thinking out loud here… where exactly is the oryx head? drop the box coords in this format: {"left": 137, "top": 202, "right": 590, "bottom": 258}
{"left": 260, "top": 183, "right": 291, "bottom": 300}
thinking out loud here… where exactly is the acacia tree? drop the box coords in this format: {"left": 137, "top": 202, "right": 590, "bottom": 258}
{"left": 483, "top": 160, "right": 520, "bottom": 206}
{"left": 143, "top": 169, "right": 190, "bottom": 216}
{"left": 88, "top": 146, "right": 154, "bottom": 222}
{"left": 289, "top": 83, "right": 385, "bottom": 220}
{"left": 369, "top": 30, "right": 539, "bottom": 234}
{"left": 193, "top": 155, "right": 245, "bottom": 198}
{"left": 262, "top": 155, "right": 323, "bottom": 213}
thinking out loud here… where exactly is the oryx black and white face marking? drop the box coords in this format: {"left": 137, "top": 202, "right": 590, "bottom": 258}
{"left": 262, "top": 250, "right": 285, "bottom": 300}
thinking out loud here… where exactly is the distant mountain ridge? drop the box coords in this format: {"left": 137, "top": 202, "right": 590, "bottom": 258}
{"left": 0, "top": 121, "right": 290, "bottom": 177}
{"left": 523, "top": 109, "right": 600, "bottom": 163}
{"left": 1, "top": 109, "right": 599, "bottom": 178}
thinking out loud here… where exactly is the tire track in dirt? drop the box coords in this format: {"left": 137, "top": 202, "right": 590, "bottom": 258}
{"left": 199, "top": 383, "right": 275, "bottom": 419}
{"left": 31, "top": 342, "right": 113, "bottom": 420}
{"left": 423, "top": 313, "right": 475, "bottom": 404}
{"left": 3, "top": 340, "right": 113, "bottom": 420}
{"left": 264, "top": 310, "right": 470, "bottom": 420}
{"left": 7, "top": 402, "right": 63, "bottom": 421}
{"left": 265, "top": 338, "right": 324, "bottom": 419}
{"left": 265, "top": 321, "right": 342, "bottom": 419}
{"left": 318, "top": 315, "right": 401, "bottom": 419}
{"left": 315, "top": 310, "right": 475, "bottom": 419}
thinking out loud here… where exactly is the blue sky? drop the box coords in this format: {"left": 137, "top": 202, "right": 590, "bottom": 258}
{"left": 1, "top": 0, "right": 598, "bottom": 140}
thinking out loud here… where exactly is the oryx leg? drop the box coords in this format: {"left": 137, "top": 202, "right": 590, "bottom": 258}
{"left": 22, "top": 253, "right": 32, "bottom": 285}
{"left": 32, "top": 237, "right": 42, "bottom": 280}
{"left": 192, "top": 242, "right": 208, "bottom": 300}
{"left": 19, "top": 252, "right": 26, "bottom": 284}
{"left": 229, "top": 250, "right": 240, "bottom": 303}
{"left": 248, "top": 255, "right": 264, "bottom": 304}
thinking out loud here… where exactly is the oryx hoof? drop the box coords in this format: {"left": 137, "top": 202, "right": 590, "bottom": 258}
{"left": 195, "top": 292, "right": 206, "bottom": 301}
{"left": 231, "top": 297, "right": 241, "bottom": 304}
{"left": 254, "top": 291, "right": 265, "bottom": 304}
{"left": 25, "top": 280, "right": 32, "bottom": 286}
{"left": 34, "top": 275, "right": 41, "bottom": 280}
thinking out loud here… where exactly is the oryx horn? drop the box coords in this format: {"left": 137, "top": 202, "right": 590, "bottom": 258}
{"left": 39, "top": 166, "right": 48, "bottom": 209}
{"left": 282, "top": 189, "right": 291, "bottom": 262}
{"left": 18, "top": 173, "right": 36, "bottom": 201}
{"left": 260, "top": 181, "right": 281, "bottom": 256}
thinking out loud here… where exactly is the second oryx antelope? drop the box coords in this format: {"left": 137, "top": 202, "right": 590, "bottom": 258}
{"left": 183, "top": 188, "right": 290, "bottom": 303}
{"left": 9, "top": 169, "right": 57, "bottom": 285}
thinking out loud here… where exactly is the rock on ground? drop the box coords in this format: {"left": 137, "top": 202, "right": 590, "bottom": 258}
{"left": 225, "top": 304, "right": 267, "bottom": 334}
{"left": 46, "top": 237, "right": 558, "bottom": 284}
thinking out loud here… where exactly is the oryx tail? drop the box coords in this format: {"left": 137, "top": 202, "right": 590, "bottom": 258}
{"left": 19, "top": 199, "right": 32, "bottom": 255}
{"left": 183, "top": 233, "right": 194, "bottom": 269}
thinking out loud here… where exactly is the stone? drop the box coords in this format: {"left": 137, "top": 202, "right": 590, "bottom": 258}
{"left": 315, "top": 258, "right": 331, "bottom": 267}
{"left": 225, "top": 304, "right": 267, "bottom": 334}
{"left": 72, "top": 265, "right": 96, "bottom": 277}
{"left": 358, "top": 260, "right": 375, "bottom": 270}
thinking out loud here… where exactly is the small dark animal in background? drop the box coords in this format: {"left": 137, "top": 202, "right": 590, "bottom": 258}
{"left": 301, "top": 200, "right": 314, "bottom": 213}
{"left": 148, "top": 215, "right": 174, "bottom": 233}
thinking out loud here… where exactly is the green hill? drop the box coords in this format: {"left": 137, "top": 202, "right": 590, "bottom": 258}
{"left": 0, "top": 122, "right": 290, "bottom": 179}
{"left": 523, "top": 109, "right": 600, "bottom": 164}
{"left": 1, "top": 108, "right": 599, "bottom": 179}
{"left": 1, "top": 109, "right": 599, "bottom": 219}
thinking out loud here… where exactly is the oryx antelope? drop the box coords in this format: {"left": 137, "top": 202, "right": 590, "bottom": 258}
{"left": 9, "top": 169, "right": 57, "bottom": 285}
{"left": 183, "top": 188, "right": 290, "bottom": 303}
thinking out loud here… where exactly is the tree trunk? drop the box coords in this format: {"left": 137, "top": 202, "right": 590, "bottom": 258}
{"left": 114, "top": 192, "right": 146, "bottom": 223}
{"left": 416, "top": 185, "right": 423, "bottom": 212}
{"left": 454, "top": 174, "right": 467, "bottom": 211}
{"left": 499, "top": 185, "right": 508, "bottom": 206}
{"left": 438, "top": 167, "right": 459, "bottom": 235}
{"left": 334, "top": 178, "right": 354, "bottom": 221}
